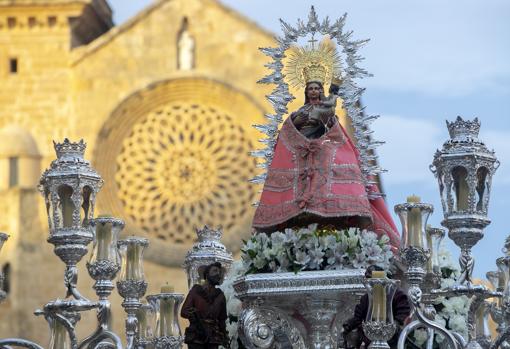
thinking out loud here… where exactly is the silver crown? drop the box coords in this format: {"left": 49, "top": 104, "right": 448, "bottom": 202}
{"left": 446, "top": 116, "right": 480, "bottom": 140}
{"left": 53, "top": 138, "right": 86, "bottom": 160}
{"left": 197, "top": 225, "right": 223, "bottom": 242}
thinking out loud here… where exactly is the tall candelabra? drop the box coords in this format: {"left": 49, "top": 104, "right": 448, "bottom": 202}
{"left": 356, "top": 117, "right": 507, "bottom": 349}
{"left": 431, "top": 116, "right": 499, "bottom": 285}
{"left": 0, "top": 139, "right": 185, "bottom": 349}
{"left": 373, "top": 117, "right": 505, "bottom": 349}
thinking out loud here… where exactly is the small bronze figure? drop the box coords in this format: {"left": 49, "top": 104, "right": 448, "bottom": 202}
{"left": 181, "top": 262, "right": 228, "bottom": 349}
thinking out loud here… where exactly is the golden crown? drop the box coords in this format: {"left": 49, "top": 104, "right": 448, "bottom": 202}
{"left": 302, "top": 62, "right": 327, "bottom": 84}
{"left": 285, "top": 38, "right": 342, "bottom": 88}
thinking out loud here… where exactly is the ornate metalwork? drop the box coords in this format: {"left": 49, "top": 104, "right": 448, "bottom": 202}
{"left": 146, "top": 293, "right": 184, "bottom": 349}
{"left": 238, "top": 306, "right": 306, "bottom": 349}
{"left": 81, "top": 217, "right": 125, "bottom": 349}
{"left": 0, "top": 139, "right": 155, "bottom": 349}
{"left": 251, "top": 6, "right": 385, "bottom": 199}
{"left": 2, "top": 9, "right": 510, "bottom": 349}
{"left": 394, "top": 201, "right": 434, "bottom": 250}
{"left": 363, "top": 322, "right": 396, "bottom": 349}
{"left": 395, "top": 201, "right": 459, "bottom": 349}
{"left": 38, "top": 139, "right": 103, "bottom": 301}
{"left": 153, "top": 336, "right": 183, "bottom": 349}
{"left": 235, "top": 269, "right": 365, "bottom": 348}
{"left": 87, "top": 260, "right": 120, "bottom": 286}
{"left": 182, "top": 225, "right": 233, "bottom": 289}
{"left": 431, "top": 116, "right": 499, "bottom": 284}
{"left": 117, "top": 280, "right": 147, "bottom": 349}
{"left": 117, "top": 280, "right": 148, "bottom": 302}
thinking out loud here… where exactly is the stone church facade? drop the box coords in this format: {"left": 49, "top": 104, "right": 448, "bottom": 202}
{"left": 0, "top": 0, "right": 357, "bottom": 342}
{"left": 0, "top": 0, "right": 278, "bottom": 342}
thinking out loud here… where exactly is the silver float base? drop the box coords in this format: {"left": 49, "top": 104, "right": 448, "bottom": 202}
{"left": 234, "top": 269, "right": 365, "bottom": 349}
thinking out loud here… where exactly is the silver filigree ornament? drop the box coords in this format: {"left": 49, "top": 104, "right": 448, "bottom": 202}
{"left": 81, "top": 217, "right": 126, "bottom": 349}
{"left": 153, "top": 336, "right": 183, "bottom": 349}
{"left": 362, "top": 277, "right": 399, "bottom": 349}
{"left": 481, "top": 238, "right": 510, "bottom": 349}
{"left": 182, "top": 225, "right": 233, "bottom": 289}
{"left": 87, "top": 259, "right": 120, "bottom": 282}
{"left": 394, "top": 200, "right": 460, "bottom": 349}
{"left": 238, "top": 306, "right": 306, "bottom": 349}
{"left": 0, "top": 140, "right": 157, "bottom": 349}
{"left": 431, "top": 116, "right": 499, "bottom": 285}
{"left": 146, "top": 293, "right": 185, "bottom": 349}
{"left": 39, "top": 139, "right": 104, "bottom": 300}
{"left": 362, "top": 322, "right": 396, "bottom": 349}
{"left": 250, "top": 6, "right": 385, "bottom": 199}
{"left": 117, "top": 237, "right": 149, "bottom": 349}
{"left": 117, "top": 277, "right": 148, "bottom": 301}
{"left": 87, "top": 217, "right": 125, "bottom": 294}
{"left": 235, "top": 269, "right": 365, "bottom": 348}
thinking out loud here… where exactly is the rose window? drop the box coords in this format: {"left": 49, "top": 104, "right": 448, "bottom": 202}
{"left": 115, "top": 103, "right": 257, "bottom": 244}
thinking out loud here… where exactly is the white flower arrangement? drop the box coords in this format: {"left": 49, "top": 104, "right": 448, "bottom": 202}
{"left": 219, "top": 260, "right": 247, "bottom": 349}
{"left": 412, "top": 246, "right": 469, "bottom": 346}
{"left": 241, "top": 224, "right": 393, "bottom": 274}
{"left": 219, "top": 225, "right": 393, "bottom": 348}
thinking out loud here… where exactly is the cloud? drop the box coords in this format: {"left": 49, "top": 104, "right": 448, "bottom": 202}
{"left": 480, "top": 129, "right": 510, "bottom": 185}
{"left": 216, "top": 0, "right": 510, "bottom": 98}
{"left": 371, "top": 115, "right": 444, "bottom": 185}
{"left": 372, "top": 115, "right": 510, "bottom": 188}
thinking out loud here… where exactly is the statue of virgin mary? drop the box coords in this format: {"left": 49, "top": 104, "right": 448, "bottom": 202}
{"left": 252, "top": 41, "right": 400, "bottom": 250}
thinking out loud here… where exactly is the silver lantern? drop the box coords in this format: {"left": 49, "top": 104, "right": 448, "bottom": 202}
{"left": 39, "top": 139, "right": 103, "bottom": 299}
{"left": 182, "top": 225, "right": 233, "bottom": 289}
{"left": 430, "top": 116, "right": 499, "bottom": 284}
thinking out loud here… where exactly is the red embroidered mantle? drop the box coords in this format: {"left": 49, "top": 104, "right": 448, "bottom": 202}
{"left": 252, "top": 117, "right": 400, "bottom": 249}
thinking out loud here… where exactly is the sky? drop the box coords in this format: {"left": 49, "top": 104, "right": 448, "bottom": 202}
{"left": 107, "top": 0, "right": 510, "bottom": 278}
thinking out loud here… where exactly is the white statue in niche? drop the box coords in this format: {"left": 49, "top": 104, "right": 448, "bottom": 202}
{"left": 177, "top": 18, "right": 195, "bottom": 70}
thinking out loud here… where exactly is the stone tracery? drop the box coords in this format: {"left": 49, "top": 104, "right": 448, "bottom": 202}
{"left": 115, "top": 102, "right": 257, "bottom": 245}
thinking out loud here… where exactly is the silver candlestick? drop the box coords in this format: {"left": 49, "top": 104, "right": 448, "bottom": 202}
{"left": 362, "top": 275, "right": 397, "bottom": 349}
{"left": 117, "top": 237, "right": 149, "bottom": 349}
{"left": 394, "top": 200, "right": 459, "bottom": 349}
{"left": 81, "top": 217, "right": 125, "bottom": 348}
{"left": 147, "top": 293, "right": 184, "bottom": 349}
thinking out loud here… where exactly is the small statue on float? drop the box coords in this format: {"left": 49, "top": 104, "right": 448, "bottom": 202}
{"left": 181, "top": 262, "right": 228, "bottom": 349}
{"left": 252, "top": 39, "right": 400, "bottom": 250}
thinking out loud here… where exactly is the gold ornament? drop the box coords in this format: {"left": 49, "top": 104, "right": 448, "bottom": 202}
{"left": 285, "top": 37, "right": 342, "bottom": 87}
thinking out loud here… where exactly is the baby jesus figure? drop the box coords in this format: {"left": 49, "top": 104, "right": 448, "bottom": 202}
{"left": 290, "top": 82, "right": 339, "bottom": 139}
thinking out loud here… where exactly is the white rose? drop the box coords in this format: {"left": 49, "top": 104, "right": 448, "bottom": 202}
{"left": 227, "top": 298, "right": 242, "bottom": 317}
{"left": 414, "top": 328, "right": 429, "bottom": 346}
{"left": 450, "top": 314, "right": 467, "bottom": 333}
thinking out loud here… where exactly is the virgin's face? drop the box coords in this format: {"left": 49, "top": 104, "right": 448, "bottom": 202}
{"left": 306, "top": 82, "right": 322, "bottom": 101}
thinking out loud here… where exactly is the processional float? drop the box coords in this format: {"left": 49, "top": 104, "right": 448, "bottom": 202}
{"left": 0, "top": 6, "right": 508, "bottom": 349}
{"left": 233, "top": 6, "right": 508, "bottom": 349}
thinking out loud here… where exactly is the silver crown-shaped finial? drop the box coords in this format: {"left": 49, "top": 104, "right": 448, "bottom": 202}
{"left": 197, "top": 225, "right": 222, "bottom": 242}
{"left": 446, "top": 116, "right": 480, "bottom": 140}
{"left": 53, "top": 139, "right": 86, "bottom": 160}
